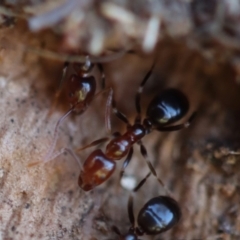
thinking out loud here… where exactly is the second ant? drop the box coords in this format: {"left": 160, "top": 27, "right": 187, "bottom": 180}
{"left": 43, "top": 56, "right": 111, "bottom": 162}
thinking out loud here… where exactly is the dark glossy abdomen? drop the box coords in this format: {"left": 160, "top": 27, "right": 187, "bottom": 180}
{"left": 137, "top": 196, "right": 181, "bottom": 235}
{"left": 146, "top": 89, "right": 189, "bottom": 127}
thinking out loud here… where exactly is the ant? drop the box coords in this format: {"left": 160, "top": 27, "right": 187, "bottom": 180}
{"left": 76, "top": 63, "right": 196, "bottom": 191}
{"left": 44, "top": 56, "right": 111, "bottom": 162}
{"left": 112, "top": 172, "right": 181, "bottom": 239}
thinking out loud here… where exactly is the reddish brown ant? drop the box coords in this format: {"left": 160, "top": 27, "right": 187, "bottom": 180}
{"left": 43, "top": 56, "right": 111, "bottom": 162}
{"left": 43, "top": 61, "right": 195, "bottom": 191}
{"left": 75, "top": 64, "right": 196, "bottom": 191}
{"left": 112, "top": 172, "right": 181, "bottom": 239}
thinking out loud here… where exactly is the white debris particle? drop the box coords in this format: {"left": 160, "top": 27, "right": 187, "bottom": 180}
{"left": 120, "top": 174, "right": 137, "bottom": 190}
{"left": 143, "top": 15, "right": 161, "bottom": 52}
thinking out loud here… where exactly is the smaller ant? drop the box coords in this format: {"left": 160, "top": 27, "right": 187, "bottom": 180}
{"left": 44, "top": 56, "right": 110, "bottom": 161}
{"left": 112, "top": 172, "right": 181, "bottom": 239}
{"left": 76, "top": 63, "right": 196, "bottom": 191}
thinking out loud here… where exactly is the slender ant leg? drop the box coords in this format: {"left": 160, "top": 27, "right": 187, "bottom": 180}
{"left": 76, "top": 137, "right": 109, "bottom": 152}
{"left": 127, "top": 193, "right": 135, "bottom": 228}
{"left": 111, "top": 225, "right": 122, "bottom": 236}
{"left": 41, "top": 61, "right": 70, "bottom": 162}
{"left": 44, "top": 107, "right": 73, "bottom": 162}
{"left": 97, "top": 63, "right": 105, "bottom": 89}
{"left": 43, "top": 147, "right": 83, "bottom": 174}
{"left": 75, "top": 131, "right": 120, "bottom": 154}
{"left": 105, "top": 87, "right": 113, "bottom": 134}
{"left": 138, "top": 141, "right": 171, "bottom": 196}
{"left": 112, "top": 98, "right": 130, "bottom": 126}
{"left": 119, "top": 147, "right": 134, "bottom": 179}
{"left": 133, "top": 172, "right": 151, "bottom": 192}
{"left": 96, "top": 62, "right": 113, "bottom": 133}
{"left": 95, "top": 62, "right": 130, "bottom": 132}
{"left": 135, "top": 64, "right": 155, "bottom": 123}
{"left": 29, "top": 146, "right": 82, "bottom": 168}
{"left": 47, "top": 62, "right": 69, "bottom": 118}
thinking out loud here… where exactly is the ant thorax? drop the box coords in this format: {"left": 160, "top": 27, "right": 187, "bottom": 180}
{"left": 67, "top": 74, "right": 96, "bottom": 112}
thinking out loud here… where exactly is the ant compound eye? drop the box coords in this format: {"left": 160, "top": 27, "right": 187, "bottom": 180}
{"left": 146, "top": 89, "right": 189, "bottom": 127}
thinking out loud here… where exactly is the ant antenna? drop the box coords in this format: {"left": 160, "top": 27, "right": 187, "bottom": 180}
{"left": 45, "top": 147, "right": 83, "bottom": 169}
{"left": 135, "top": 63, "right": 155, "bottom": 123}
{"left": 44, "top": 107, "right": 73, "bottom": 162}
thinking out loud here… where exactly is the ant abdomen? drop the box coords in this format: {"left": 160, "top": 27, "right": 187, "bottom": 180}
{"left": 67, "top": 74, "right": 96, "bottom": 113}
{"left": 146, "top": 88, "right": 189, "bottom": 127}
{"left": 137, "top": 196, "right": 181, "bottom": 235}
{"left": 78, "top": 149, "right": 116, "bottom": 191}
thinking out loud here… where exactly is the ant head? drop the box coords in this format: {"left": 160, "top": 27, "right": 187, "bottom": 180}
{"left": 137, "top": 196, "right": 181, "bottom": 235}
{"left": 113, "top": 227, "right": 140, "bottom": 240}
{"left": 112, "top": 225, "right": 140, "bottom": 240}
{"left": 146, "top": 88, "right": 189, "bottom": 128}
{"left": 73, "top": 57, "right": 94, "bottom": 75}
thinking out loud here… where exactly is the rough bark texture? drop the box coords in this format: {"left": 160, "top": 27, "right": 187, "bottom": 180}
{"left": 0, "top": 1, "right": 240, "bottom": 240}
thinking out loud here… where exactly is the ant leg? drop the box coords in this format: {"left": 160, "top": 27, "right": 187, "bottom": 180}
{"left": 48, "top": 147, "right": 83, "bottom": 169}
{"left": 95, "top": 70, "right": 130, "bottom": 127}
{"left": 135, "top": 63, "right": 155, "bottom": 123}
{"left": 112, "top": 99, "right": 130, "bottom": 126}
{"left": 44, "top": 107, "right": 73, "bottom": 162}
{"left": 87, "top": 86, "right": 113, "bottom": 134}
{"left": 133, "top": 172, "right": 151, "bottom": 192}
{"left": 76, "top": 137, "right": 109, "bottom": 152}
{"left": 123, "top": 181, "right": 138, "bottom": 235}
{"left": 105, "top": 87, "right": 113, "bottom": 134}
{"left": 98, "top": 64, "right": 112, "bottom": 133}
{"left": 119, "top": 147, "right": 134, "bottom": 179}
{"left": 138, "top": 141, "right": 171, "bottom": 196}
{"left": 97, "top": 85, "right": 131, "bottom": 128}
{"left": 76, "top": 131, "right": 120, "bottom": 153}
{"left": 111, "top": 226, "right": 122, "bottom": 236}
{"left": 112, "top": 131, "right": 121, "bottom": 138}
{"left": 128, "top": 194, "right": 135, "bottom": 228}
{"left": 29, "top": 147, "right": 82, "bottom": 169}
{"left": 96, "top": 70, "right": 130, "bottom": 127}
{"left": 156, "top": 111, "right": 197, "bottom": 132}
{"left": 97, "top": 64, "right": 105, "bottom": 89}
{"left": 47, "top": 61, "right": 69, "bottom": 117}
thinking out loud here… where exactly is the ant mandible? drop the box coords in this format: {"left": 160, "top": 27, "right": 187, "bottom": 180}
{"left": 112, "top": 172, "right": 181, "bottom": 239}
{"left": 44, "top": 57, "right": 110, "bottom": 162}
{"left": 77, "top": 63, "right": 196, "bottom": 191}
